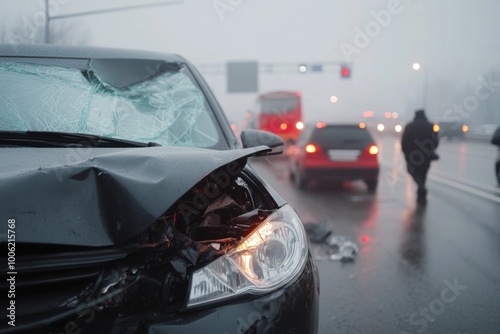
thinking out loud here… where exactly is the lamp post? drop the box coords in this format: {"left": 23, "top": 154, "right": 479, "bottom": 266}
{"left": 412, "top": 62, "right": 428, "bottom": 111}
{"left": 44, "top": 0, "right": 184, "bottom": 44}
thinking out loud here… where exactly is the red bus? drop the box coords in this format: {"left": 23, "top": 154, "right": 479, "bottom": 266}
{"left": 255, "top": 91, "right": 304, "bottom": 144}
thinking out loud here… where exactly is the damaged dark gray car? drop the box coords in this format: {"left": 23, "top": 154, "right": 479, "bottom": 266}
{"left": 0, "top": 44, "right": 319, "bottom": 334}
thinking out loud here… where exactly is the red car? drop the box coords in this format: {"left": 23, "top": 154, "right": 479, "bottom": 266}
{"left": 288, "top": 123, "right": 380, "bottom": 192}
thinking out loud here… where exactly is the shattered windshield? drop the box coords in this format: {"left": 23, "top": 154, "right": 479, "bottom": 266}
{"left": 0, "top": 61, "right": 223, "bottom": 148}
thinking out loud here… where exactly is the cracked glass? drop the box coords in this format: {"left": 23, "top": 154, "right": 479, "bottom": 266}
{"left": 0, "top": 61, "right": 221, "bottom": 147}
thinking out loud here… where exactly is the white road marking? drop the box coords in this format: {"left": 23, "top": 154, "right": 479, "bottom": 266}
{"left": 429, "top": 174, "right": 500, "bottom": 203}
{"left": 380, "top": 160, "right": 500, "bottom": 203}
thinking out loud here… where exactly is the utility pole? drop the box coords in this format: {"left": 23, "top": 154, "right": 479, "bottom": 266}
{"left": 44, "top": 0, "right": 184, "bottom": 44}
{"left": 44, "top": 0, "right": 50, "bottom": 44}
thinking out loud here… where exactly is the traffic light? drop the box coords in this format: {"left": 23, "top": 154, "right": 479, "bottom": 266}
{"left": 340, "top": 64, "right": 351, "bottom": 78}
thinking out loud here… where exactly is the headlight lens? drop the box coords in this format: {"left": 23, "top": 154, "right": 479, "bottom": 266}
{"left": 187, "top": 204, "right": 307, "bottom": 308}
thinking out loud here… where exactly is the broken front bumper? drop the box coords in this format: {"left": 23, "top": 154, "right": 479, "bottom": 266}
{"left": 147, "top": 250, "right": 319, "bottom": 334}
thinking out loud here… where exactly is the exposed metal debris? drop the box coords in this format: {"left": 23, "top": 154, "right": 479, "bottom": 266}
{"left": 304, "top": 221, "right": 359, "bottom": 262}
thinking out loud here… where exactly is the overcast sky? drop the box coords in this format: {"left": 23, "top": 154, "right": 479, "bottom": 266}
{"left": 2, "top": 0, "right": 500, "bottom": 125}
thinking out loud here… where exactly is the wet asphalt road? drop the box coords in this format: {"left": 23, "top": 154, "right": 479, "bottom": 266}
{"left": 249, "top": 134, "right": 500, "bottom": 334}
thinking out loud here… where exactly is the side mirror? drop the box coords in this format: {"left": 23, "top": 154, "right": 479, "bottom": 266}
{"left": 240, "top": 129, "right": 284, "bottom": 156}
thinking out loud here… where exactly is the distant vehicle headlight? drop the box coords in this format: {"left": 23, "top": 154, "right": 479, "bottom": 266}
{"left": 187, "top": 205, "right": 307, "bottom": 308}
{"left": 395, "top": 124, "right": 402, "bottom": 133}
{"left": 377, "top": 124, "right": 385, "bottom": 132}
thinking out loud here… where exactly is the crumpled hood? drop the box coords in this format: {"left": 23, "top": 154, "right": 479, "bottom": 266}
{"left": 0, "top": 146, "right": 269, "bottom": 247}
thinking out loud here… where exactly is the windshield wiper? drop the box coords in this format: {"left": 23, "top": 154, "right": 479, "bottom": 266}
{"left": 0, "top": 131, "right": 161, "bottom": 148}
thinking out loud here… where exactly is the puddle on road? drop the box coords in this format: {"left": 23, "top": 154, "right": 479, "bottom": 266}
{"left": 304, "top": 221, "right": 359, "bottom": 262}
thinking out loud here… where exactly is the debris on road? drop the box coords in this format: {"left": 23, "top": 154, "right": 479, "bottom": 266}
{"left": 304, "top": 221, "right": 360, "bottom": 262}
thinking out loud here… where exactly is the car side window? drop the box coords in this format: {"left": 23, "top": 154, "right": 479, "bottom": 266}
{"left": 296, "top": 127, "right": 312, "bottom": 146}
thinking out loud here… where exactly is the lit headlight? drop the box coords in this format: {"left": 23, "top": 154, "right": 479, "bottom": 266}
{"left": 187, "top": 204, "right": 307, "bottom": 308}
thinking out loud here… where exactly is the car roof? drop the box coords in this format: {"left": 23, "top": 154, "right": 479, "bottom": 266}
{"left": 0, "top": 44, "right": 194, "bottom": 91}
{"left": 300, "top": 122, "right": 374, "bottom": 139}
{"left": 0, "top": 43, "right": 186, "bottom": 63}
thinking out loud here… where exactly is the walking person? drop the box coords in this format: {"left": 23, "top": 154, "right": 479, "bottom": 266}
{"left": 401, "top": 109, "right": 439, "bottom": 205}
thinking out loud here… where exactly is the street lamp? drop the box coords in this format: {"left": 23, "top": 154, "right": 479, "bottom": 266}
{"left": 412, "top": 62, "right": 428, "bottom": 110}
{"left": 44, "top": 0, "right": 184, "bottom": 44}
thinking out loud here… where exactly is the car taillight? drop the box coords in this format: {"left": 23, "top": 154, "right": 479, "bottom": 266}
{"left": 316, "top": 122, "right": 327, "bottom": 129}
{"left": 305, "top": 144, "right": 317, "bottom": 153}
{"left": 360, "top": 145, "right": 379, "bottom": 161}
{"left": 368, "top": 145, "right": 379, "bottom": 155}
{"left": 303, "top": 142, "right": 325, "bottom": 159}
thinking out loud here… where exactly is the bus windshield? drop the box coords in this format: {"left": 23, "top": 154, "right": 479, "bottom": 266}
{"left": 261, "top": 96, "right": 299, "bottom": 114}
{"left": 256, "top": 91, "right": 303, "bottom": 143}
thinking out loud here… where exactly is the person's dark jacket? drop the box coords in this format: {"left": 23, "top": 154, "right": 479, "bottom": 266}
{"left": 401, "top": 110, "right": 439, "bottom": 167}
{"left": 491, "top": 126, "right": 500, "bottom": 146}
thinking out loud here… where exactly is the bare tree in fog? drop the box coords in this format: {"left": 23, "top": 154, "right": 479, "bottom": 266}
{"left": 0, "top": 19, "right": 86, "bottom": 45}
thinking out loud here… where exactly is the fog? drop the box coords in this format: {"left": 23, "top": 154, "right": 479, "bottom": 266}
{"left": 2, "top": 0, "right": 500, "bottom": 126}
